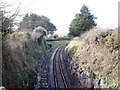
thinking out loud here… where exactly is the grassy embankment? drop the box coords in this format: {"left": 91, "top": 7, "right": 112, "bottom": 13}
{"left": 66, "top": 28, "right": 118, "bottom": 88}
{"left": 2, "top": 31, "right": 47, "bottom": 89}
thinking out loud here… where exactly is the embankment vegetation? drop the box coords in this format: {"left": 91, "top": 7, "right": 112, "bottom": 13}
{"left": 2, "top": 27, "right": 47, "bottom": 89}
{"left": 1, "top": 1, "right": 57, "bottom": 88}
{"left": 66, "top": 28, "right": 118, "bottom": 88}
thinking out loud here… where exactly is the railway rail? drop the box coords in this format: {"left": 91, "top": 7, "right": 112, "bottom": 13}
{"left": 36, "top": 45, "right": 99, "bottom": 89}
{"left": 53, "top": 46, "right": 70, "bottom": 89}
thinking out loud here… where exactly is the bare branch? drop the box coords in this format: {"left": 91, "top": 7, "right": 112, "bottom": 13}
{"left": 8, "top": 3, "right": 21, "bottom": 20}
{"left": 0, "top": 1, "right": 11, "bottom": 10}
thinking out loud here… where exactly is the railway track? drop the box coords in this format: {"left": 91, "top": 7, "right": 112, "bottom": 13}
{"left": 36, "top": 45, "right": 98, "bottom": 89}
{"left": 53, "top": 46, "right": 69, "bottom": 89}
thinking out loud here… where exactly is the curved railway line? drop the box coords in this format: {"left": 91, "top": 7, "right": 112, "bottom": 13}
{"left": 53, "top": 46, "right": 69, "bottom": 89}
{"left": 36, "top": 45, "right": 98, "bottom": 89}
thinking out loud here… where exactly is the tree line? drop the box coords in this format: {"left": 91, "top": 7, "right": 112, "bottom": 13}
{"left": 19, "top": 13, "right": 57, "bottom": 34}
{"left": 1, "top": 2, "right": 97, "bottom": 38}
{"left": 0, "top": 2, "right": 57, "bottom": 36}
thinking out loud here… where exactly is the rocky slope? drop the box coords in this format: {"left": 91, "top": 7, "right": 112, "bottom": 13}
{"left": 2, "top": 28, "right": 47, "bottom": 89}
{"left": 66, "top": 28, "right": 118, "bottom": 88}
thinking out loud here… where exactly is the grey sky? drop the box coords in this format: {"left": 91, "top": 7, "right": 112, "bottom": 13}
{"left": 3, "top": 0, "right": 119, "bottom": 35}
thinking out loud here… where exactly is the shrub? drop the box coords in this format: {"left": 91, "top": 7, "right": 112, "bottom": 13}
{"left": 98, "top": 30, "right": 118, "bottom": 52}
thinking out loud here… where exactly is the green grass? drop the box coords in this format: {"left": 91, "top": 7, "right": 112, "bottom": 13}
{"left": 47, "top": 40, "right": 70, "bottom": 49}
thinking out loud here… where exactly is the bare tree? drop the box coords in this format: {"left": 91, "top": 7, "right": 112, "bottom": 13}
{"left": 0, "top": 1, "right": 21, "bottom": 34}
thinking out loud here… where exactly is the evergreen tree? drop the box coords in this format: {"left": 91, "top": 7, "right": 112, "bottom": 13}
{"left": 69, "top": 5, "right": 97, "bottom": 37}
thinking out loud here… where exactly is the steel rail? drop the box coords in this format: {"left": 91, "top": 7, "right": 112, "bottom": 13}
{"left": 53, "top": 46, "right": 69, "bottom": 89}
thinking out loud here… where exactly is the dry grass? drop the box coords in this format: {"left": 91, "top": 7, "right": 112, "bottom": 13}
{"left": 66, "top": 28, "right": 118, "bottom": 88}
{"left": 2, "top": 31, "right": 47, "bottom": 89}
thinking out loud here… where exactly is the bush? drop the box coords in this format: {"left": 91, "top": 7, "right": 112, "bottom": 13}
{"left": 98, "top": 30, "right": 118, "bottom": 52}
{"left": 26, "top": 32, "right": 31, "bottom": 39}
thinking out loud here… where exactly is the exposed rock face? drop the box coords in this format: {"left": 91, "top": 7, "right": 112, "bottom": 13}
{"left": 65, "top": 56, "right": 100, "bottom": 88}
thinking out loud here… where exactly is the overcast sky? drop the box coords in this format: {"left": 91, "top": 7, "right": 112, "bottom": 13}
{"left": 3, "top": 0, "right": 119, "bottom": 35}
